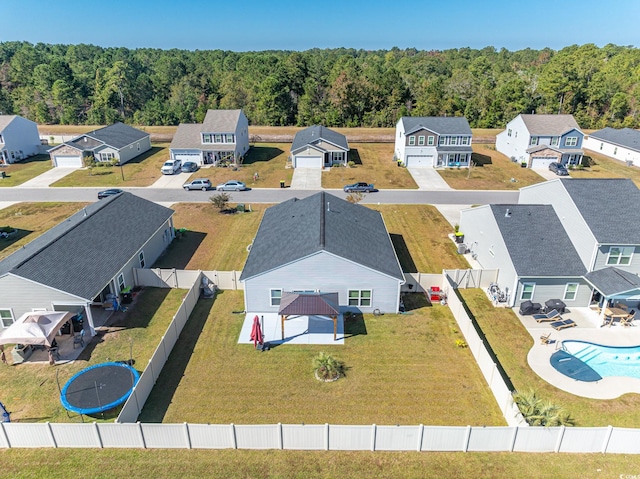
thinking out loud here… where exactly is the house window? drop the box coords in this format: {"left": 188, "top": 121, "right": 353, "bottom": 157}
{"left": 565, "top": 137, "right": 578, "bottom": 147}
{"left": 348, "top": 289, "right": 371, "bottom": 307}
{"left": 460, "top": 137, "right": 469, "bottom": 145}
{"left": 530, "top": 137, "right": 537, "bottom": 146}
{"left": 563, "top": 283, "right": 579, "bottom": 301}
{"left": 439, "top": 136, "right": 446, "bottom": 145}
{"left": 0, "top": 134, "right": 4, "bottom": 143}
{"left": 202, "top": 134, "right": 212, "bottom": 144}
{"left": 450, "top": 137, "right": 458, "bottom": 145}
{"left": 117, "top": 273, "right": 125, "bottom": 292}
{"left": 507, "top": 129, "right": 512, "bottom": 137}
{"left": 418, "top": 136, "right": 425, "bottom": 146}
{"left": 270, "top": 289, "right": 282, "bottom": 307}
{"left": 520, "top": 283, "right": 535, "bottom": 301}
{"left": 607, "top": 246, "right": 634, "bottom": 266}
{"left": 550, "top": 137, "right": 559, "bottom": 146}
{"left": 0, "top": 309, "right": 14, "bottom": 328}
{"left": 214, "top": 134, "right": 222, "bottom": 143}
{"left": 226, "top": 134, "right": 234, "bottom": 143}
{"left": 139, "top": 251, "right": 145, "bottom": 268}
{"left": 99, "top": 152, "right": 115, "bottom": 162}
{"left": 427, "top": 136, "right": 434, "bottom": 145}
{"left": 408, "top": 136, "right": 415, "bottom": 146}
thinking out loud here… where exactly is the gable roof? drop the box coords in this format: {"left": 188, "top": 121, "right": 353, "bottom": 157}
{"left": 240, "top": 192, "right": 404, "bottom": 282}
{"left": 490, "top": 204, "right": 586, "bottom": 277}
{"left": 201, "top": 109, "right": 243, "bottom": 133}
{"left": 0, "top": 192, "right": 173, "bottom": 300}
{"left": 519, "top": 114, "right": 582, "bottom": 136}
{"left": 0, "top": 115, "right": 18, "bottom": 130}
{"left": 558, "top": 178, "right": 640, "bottom": 244}
{"left": 82, "top": 122, "right": 149, "bottom": 149}
{"left": 588, "top": 127, "right": 640, "bottom": 153}
{"left": 399, "top": 116, "right": 472, "bottom": 136}
{"left": 278, "top": 292, "right": 339, "bottom": 316}
{"left": 584, "top": 267, "right": 640, "bottom": 297}
{"left": 170, "top": 123, "right": 205, "bottom": 150}
{"left": 291, "top": 125, "right": 349, "bottom": 152}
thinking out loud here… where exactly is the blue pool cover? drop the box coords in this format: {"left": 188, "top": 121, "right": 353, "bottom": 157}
{"left": 61, "top": 362, "right": 140, "bottom": 415}
{"left": 550, "top": 350, "right": 602, "bottom": 382}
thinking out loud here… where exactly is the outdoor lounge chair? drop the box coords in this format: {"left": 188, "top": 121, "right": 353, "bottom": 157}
{"left": 551, "top": 319, "right": 577, "bottom": 331}
{"left": 532, "top": 309, "right": 561, "bottom": 323}
{"left": 540, "top": 332, "right": 552, "bottom": 345}
{"left": 620, "top": 310, "right": 636, "bottom": 327}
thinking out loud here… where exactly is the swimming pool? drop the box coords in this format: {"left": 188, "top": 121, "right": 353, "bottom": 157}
{"left": 561, "top": 340, "right": 640, "bottom": 380}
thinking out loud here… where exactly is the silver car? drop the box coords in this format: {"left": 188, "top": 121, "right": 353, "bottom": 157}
{"left": 183, "top": 178, "right": 212, "bottom": 191}
{"left": 216, "top": 180, "right": 247, "bottom": 191}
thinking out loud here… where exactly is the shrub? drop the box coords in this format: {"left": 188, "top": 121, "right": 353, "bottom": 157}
{"left": 209, "top": 192, "right": 232, "bottom": 212}
{"left": 455, "top": 339, "right": 468, "bottom": 348}
{"left": 347, "top": 160, "right": 355, "bottom": 168}
{"left": 513, "top": 390, "right": 574, "bottom": 427}
{"left": 313, "top": 352, "right": 345, "bottom": 381}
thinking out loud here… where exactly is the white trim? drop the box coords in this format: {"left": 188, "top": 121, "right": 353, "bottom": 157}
{"left": 520, "top": 282, "right": 536, "bottom": 301}
{"left": 0, "top": 308, "right": 15, "bottom": 328}
{"left": 348, "top": 289, "right": 372, "bottom": 307}
{"left": 269, "top": 288, "right": 282, "bottom": 307}
{"left": 606, "top": 246, "right": 634, "bottom": 266}
{"left": 563, "top": 283, "right": 579, "bottom": 301}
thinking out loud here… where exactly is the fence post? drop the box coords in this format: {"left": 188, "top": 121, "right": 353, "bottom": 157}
{"left": 278, "top": 423, "right": 283, "bottom": 449}
{"left": 417, "top": 424, "right": 424, "bottom": 452}
{"left": 46, "top": 422, "right": 57, "bottom": 448}
{"left": 602, "top": 425, "right": 613, "bottom": 454}
{"left": 370, "top": 424, "right": 376, "bottom": 452}
{"left": 554, "top": 425, "right": 565, "bottom": 453}
{"left": 0, "top": 423, "right": 10, "bottom": 448}
{"left": 138, "top": 422, "right": 146, "bottom": 448}
{"left": 463, "top": 425, "right": 472, "bottom": 452}
{"left": 324, "top": 423, "right": 329, "bottom": 451}
{"left": 93, "top": 422, "right": 103, "bottom": 448}
{"left": 509, "top": 426, "right": 518, "bottom": 452}
{"left": 230, "top": 423, "right": 237, "bottom": 449}
{"left": 184, "top": 422, "right": 192, "bottom": 449}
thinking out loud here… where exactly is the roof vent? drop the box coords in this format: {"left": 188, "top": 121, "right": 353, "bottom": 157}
{"left": 505, "top": 208, "right": 511, "bottom": 218}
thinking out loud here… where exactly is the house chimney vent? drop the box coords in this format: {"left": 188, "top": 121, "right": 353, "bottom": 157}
{"left": 505, "top": 208, "right": 511, "bottom": 217}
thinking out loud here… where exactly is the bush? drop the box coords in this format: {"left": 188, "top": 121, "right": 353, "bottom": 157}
{"left": 347, "top": 160, "right": 355, "bottom": 168}
{"left": 313, "top": 352, "right": 345, "bottom": 381}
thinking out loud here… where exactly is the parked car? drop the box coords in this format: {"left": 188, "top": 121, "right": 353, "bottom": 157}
{"left": 549, "top": 162, "right": 569, "bottom": 176}
{"left": 343, "top": 182, "right": 377, "bottom": 193}
{"left": 183, "top": 178, "right": 212, "bottom": 191}
{"left": 161, "top": 159, "right": 182, "bottom": 175}
{"left": 181, "top": 161, "right": 199, "bottom": 173}
{"left": 216, "top": 180, "right": 248, "bottom": 191}
{"left": 97, "top": 188, "right": 123, "bottom": 199}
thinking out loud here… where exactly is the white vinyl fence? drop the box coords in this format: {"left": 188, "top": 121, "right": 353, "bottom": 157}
{"left": 444, "top": 269, "right": 499, "bottom": 290}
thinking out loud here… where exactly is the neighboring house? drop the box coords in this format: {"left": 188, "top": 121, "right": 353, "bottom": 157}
{"left": 169, "top": 109, "right": 249, "bottom": 167}
{"left": 495, "top": 114, "right": 584, "bottom": 169}
{"left": 0, "top": 192, "right": 175, "bottom": 336}
{"left": 584, "top": 127, "right": 640, "bottom": 167}
{"left": 394, "top": 116, "right": 472, "bottom": 168}
{"left": 239, "top": 192, "right": 405, "bottom": 314}
{"left": 289, "top": 125, "right": 349, "bottom": 168}
{"left": 460, "top": 178, "right": 640, "bottom": 307}
{"left": 0, "top": 115, "right": 41, "bottom": 164}
{"left": 48, "top": 122, "right": 151, "bottom": 167}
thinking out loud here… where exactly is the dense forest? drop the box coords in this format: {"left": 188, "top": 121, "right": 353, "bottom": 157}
{"left": 0, "top": 41, "right": 639, "bottom": 129}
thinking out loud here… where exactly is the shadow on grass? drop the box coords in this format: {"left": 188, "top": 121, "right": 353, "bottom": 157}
{"left": 122, "top": 146, "right": 165, "bottom": 165}
{"left": 152, "top": 231, "right": 207, "bottom": 269}
{"left": 390, "top": 233, "right": 417, "bottom": 273}
{"left": 343, "top": 313, "right": 367, "bottom": 338}
{"left": 471, "top": 152, "right": 492, "bottom": 166}
{"left": 242, "top": 146, "right": 284, "bottom": 165}
{"left": 0, "top": 228, "right": 32, "bottom": 253}
{"left": 348, "top": 149, "right": 363, "bottom": 165}
{"left": 138, "top": 295, "right": 216, "bottom": 422}
{"left": 402, "top": 292, "right": 432, "bottom": 311}
{"left": 14, "top": 153, "right": 50, "bottom": 165}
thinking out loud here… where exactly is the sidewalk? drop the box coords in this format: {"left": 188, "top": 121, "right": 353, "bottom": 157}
{"left": 18, "top": 167, "right": 80, "bottom": 187}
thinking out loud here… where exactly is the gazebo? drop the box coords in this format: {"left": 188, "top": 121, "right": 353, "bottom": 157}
{"left": 278, "top": 292, "right": 340, "bottom": 341}
{"left": 584, "top": 267, "right": 640, "bottom": 322}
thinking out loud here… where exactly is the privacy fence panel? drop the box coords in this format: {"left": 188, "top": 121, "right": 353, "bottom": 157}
{"left": 49, "top": 423, "right": 100, "bottom": 448}
{"left": 402, "top": 273, "right": 442, "bottom": 293}
{"left": 606, "top": 428, "right": 640, "bottom": 454}
{"left": 3, "top": 423, "right": 54, "bottom": 448}
{"left": 282, "top": 424, "right": 326, "bottom": 450}
{"left": 467, "top": 427, "right": 514, "bottom": 452}
{"left": 558, "top": 427, "right": 609, "bottom": 453}
{"left": 375, "top": 426, "right": 421, "bottom": 451}
{"left": 234, "top": 425, "right": 280, "bottom": 449}
{"left": 141, "top": 423, "right": 189, "bottom": 448}
{"left": 97, "top": 423, "right": 144, "bottom": 448}
{"left": 202, "top": 271, "right": 243, "bottom": 290}
{"left": 421, "top": 426, "right": 467, "bottom": 451}
{"left": 513, "top": 427, "right": 560, "bottom": 452}
{"left": 444, "top": 269, "right": 499, "bottom": 290}
{"left": 329, "top": 425, "right": 373, "bottom": 451}
{"left": 187, "top": 424, "right": 235, "bottom": 449}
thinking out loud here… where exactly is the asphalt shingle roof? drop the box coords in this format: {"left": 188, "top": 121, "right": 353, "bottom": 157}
{"left": 588, "top": 127, "right": 640, "bottom": 153}
{"left": 559, "top": 178, "right": 640, "bottom": 244}
{"left": 84, "top": 122, "right": 149, "bottom": 149}
{"left": 0, "top": 115, "right": 18, "bottom": 130}
{"left": 519, "top": 114, "right": 582, "bottom": 136}
{"left": 0, "top": 193, "right": 173, "bottom": 300}
{"left": 240, "top": 192, "right": 404, "bottom": 281}
{"left": 584, "top": 267, "right": 640, "bottom": 297}
{"left": 290, "top": 125, "right": 349, "bottom": 152}
{"left": 490, "top": 204, "right": 586, "bottom": 277}
{"left": 400, "top": 116, "right": 472, "bottom": 136}
{"left": 201, "top": 109, "right": 242, "bottom": 133}
{"left": 169, "top": 123, "right": 205, "bottom": 150}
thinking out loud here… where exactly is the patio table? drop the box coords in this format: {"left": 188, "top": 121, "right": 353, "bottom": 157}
{"left": 603, "top": 307, "right": 630, "bottom": 326}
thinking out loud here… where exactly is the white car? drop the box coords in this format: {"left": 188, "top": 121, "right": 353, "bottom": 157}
{"left": 161, "top": 159, "right": 182, "bottom": 175}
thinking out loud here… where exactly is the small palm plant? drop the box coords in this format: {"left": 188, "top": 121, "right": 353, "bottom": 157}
{"left": 312, "top": 352, "right": 344, "bottom": 382}
{"left": 513, "top": 389, "right": 574, "bottom": 427}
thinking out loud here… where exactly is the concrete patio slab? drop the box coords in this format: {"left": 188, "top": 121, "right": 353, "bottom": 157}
{"left": 238, "top": 313, "right": 344, "bottom": 346}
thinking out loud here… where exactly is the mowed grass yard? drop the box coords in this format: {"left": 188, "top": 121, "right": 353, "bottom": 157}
{"left": 571, "top": 149, "right": 640, "bottom": 187}
{"left": 0, "top": 154, "right": 52, "bottom": 187}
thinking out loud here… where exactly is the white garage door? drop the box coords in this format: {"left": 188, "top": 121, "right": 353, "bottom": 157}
{"left": 530, "top": 157, "right": 556, "bottom": 169}
{"left": 54, "top": 155, "right": 82, "bottom": 167}
{"left": 174, "top": 153, "right": 201, "bottom": 164}
{"left": 294, "top": 156, "right": 322, "bottom": 168}
{"left": 406, "top": 155, "right": 433, "bottom": 167}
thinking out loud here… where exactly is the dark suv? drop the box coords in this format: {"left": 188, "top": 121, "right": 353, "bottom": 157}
{"left": 549, "top": 162, "right": 569, "bottom": 176}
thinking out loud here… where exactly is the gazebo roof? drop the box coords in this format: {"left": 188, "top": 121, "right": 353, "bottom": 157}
{"left": 278, "top": 292, "right": 339, "bottom": 316}
{"left": 584, "top": 267, "right": 640, "bottom": 297}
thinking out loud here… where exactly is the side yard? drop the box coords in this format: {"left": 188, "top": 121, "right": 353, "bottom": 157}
{"left": 572, "top": 149, "right": 640, "bottom": 187}
{"left": 0, "top": 154, "right": 52, "bottom": 187}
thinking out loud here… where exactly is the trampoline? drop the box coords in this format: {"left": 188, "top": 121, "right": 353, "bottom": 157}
{"left": 60, "top": 362, "right": 140, "bottom": 415}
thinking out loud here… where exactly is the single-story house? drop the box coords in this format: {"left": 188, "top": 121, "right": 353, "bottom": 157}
{"left": 0, "top": 192, "right": 175, "bottom": 336}
{"left": 289, "top": 125, "right": 349, "bottom": 168}
{"left": 48, "top": 122, "right": 151, "bottom": 167}
{"left": 495, "top": 114, "right": 584, "bottom": 169}
{"left": 239, "top": 192, "right": 405, "bottom": 314}
{"left": 170, "top": 109, "right": 249, "bottom": 167}
{"left": 0, "top": 115, "right": 42, "bottom": 164}
{"left": 583, "top": 127, "right": 640, "bottom": 167}
{"left": 394, "top": 116, "right": 472, "bottom": 168}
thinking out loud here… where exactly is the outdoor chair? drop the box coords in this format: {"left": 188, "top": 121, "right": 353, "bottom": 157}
{"left": 621, "top": 310, "right": 636, "bottom": 327}
{"left": 551, "top": 319, "right": 577, "bottom": 331}
{"left": 540, "top": 332, "right": 552, "bottom": 345}
{"left": 533, "top": 309, "right": 561, "bottom": 323}
{"left": 73, "top": 329, "right": 85, "bottom": 349}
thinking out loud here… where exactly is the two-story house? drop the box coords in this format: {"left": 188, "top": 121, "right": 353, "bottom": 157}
{"left": 394, "top": 117, "right": 473, "bottom": 168}
{"left": 170, "top": 109, "right": 249, "bottom": 167}
{"left": 0, "top": 115, "right": 42, "bottom": 164}
{"left": 496, "top": 114, "right": 584, "bottom": 169}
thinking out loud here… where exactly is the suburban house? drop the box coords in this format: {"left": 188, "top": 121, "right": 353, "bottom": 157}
{"left": 460, "top": 178, "right": 640, "bottom": 307}
{"left": 0, "top": 115, "right": 42, "bottom": 164}
{"left": 583, "top": 127, "right": 640, "bottom": 167}
{"left": 169, "top": 109, "right": 249, "bottom": 167}
{"left": 289, "top": 125, "right": 349, "bottom": 168}
{"left": 48, "top": 122, "right": 151, "bottom": 168}
{"left": 0, "top": 192, "right": 175, "bottom": 336}
{"left": 394, "top": 116, "right": 472, "bottom": 168}
{"left": 239, "top": 192, "right": 405, "bottom": 314}
{"left": 495, "top": 114, "right": 584, "bottom": 169}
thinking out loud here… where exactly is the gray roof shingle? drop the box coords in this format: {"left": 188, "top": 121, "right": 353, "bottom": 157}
{"left": 201, "top": 109, "right": 242, "bottom": 133}
{"left": 519, "top": 114, "right": 582, "bottom": 136}
{"left": 290, "top": 125, "right": 349, "bottom": 152}
{"left": 584, "top": 267, "right": 640, "bottom": 296}
{"left": 0, "top": 193, "right": 173, "bottom": 299}
{"left": 240, "top": 192, "right": 404, "bottom": 281}
{"left": 400, "top": 116, "right": 472, "bottom": 135}
{"left": 83, "top": 122, "right": 149, "bottom": 150}
{"left": 490, "top": 204, "right": 586, "bottom": 277}
{"left": 0, "top": 115, "right": 18, "bottom": 131}
{"left": 588, "top": 127, "right": 640, "bottom": 153}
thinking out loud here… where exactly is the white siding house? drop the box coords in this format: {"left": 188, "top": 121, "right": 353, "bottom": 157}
{"left": 0, "top": 115, "right": 41, "bottom": 164}
{"left": 584, "top": 127, "right": 640, "bottom": 167}
{"left": 290, "top": 126, "right": 349, "bottom": 169}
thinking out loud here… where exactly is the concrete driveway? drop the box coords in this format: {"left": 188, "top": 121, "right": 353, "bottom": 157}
{"left": 290, "top": 168, "right": 322, "bottom": 189}
{"left": 149, "top": 171, "right": 191, "bottom": 188}
{"left": 19, "top": 167, "right": 80, "bottom": 187}
{"left": 534, "top": 168, "right": 570, "bottom": 181}
{"left": 407, "top": 168, "right": 453, "bottom": 190}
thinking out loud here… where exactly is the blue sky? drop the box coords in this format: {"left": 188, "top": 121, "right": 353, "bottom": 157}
{"left": 2, "top": 0, "right": 638, "bottom": 52}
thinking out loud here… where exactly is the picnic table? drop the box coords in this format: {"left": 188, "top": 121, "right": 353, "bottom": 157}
{"left": 602, "top": 307, "right": 630, "bottom": 327}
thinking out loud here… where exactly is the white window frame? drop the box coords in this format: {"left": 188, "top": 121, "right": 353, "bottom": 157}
{"left": 214, "top": 134, "right": 223, "bottom": 143}
{"left": 0, "top": 308, "right": 14, "bottom": 328}
{"left": 225, "top": 134, "right": 234, "bottom": 143}
{"left": 563, "top": 283, "right": 579, "bottom": 301}
{"left": 117, "top": 273, "right": 126, "bottom": 292}
{"left": 530, "top": 137, "right": 537, "bottom": 146}
{"left": 270, "top": 289, "right": 282, "bottom": 307}
{"left": 408, "top": 136, "right": 415, "bottom": 146}
{"left": 439, "top": 136, "right": 446, "bottom": 145}
{"left": 507, "top": 129, "right": 512, "bottom": 137}
{"left": 520, "top": 282, "right": 535, "bottom": 301}
{"left": 99, "top": 152, "right": 115, "bottom": 162}
{"left": 607, "top": 246, "right": 634, "bottom": 266}
{"left": 418, "top": 135, "right": 425, "bottom": 146}
{"left": 550, "top": 137, "right": 559, "bottom": 146}
{"left": 348, "top": 289, "right": 372, "bottom": 307}
{"left": 427, "top": 135, "right": 434, "bottom": 145}
{"left": 202, "top": 134, "right": 212, "bottom": 144}
{"left": 450, "top": 137, "right": 458, "bottom": 145}
{"left": 565, "top": 137, "right": 578, "bottom": 147}
{"left": 460, "top": 137, "right": 469, "bottom": 145}
{"left": 139, "top": 251, "right": 146, "bottom": 268}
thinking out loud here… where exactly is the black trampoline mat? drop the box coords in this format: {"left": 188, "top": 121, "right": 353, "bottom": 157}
{"left": 64, "top": 364, "right": 137, "bottom": 410}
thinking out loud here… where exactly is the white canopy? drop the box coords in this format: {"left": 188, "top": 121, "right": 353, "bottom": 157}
{"left": 0, "top": 311, "right": 74, "bottom": 347}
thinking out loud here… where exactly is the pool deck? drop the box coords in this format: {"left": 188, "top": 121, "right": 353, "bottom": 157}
{"left": 521, "top": 307, "right": 640, "bottom": 399}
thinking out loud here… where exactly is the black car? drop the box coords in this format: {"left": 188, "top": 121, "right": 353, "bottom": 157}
{"left": 97, "top": 188, "right": 123, "bottom": 199}
{"left": 548, "top": 162, "right": 569, "bottom": 176}
{"left": 181, "top": 161, "right": 199, "bottom": 173}
{"left": 343, "top": 182, "right": 377, "bottom": 193}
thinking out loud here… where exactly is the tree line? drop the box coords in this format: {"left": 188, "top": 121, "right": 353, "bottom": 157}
{"left": 0, "top": 42, "right": 639, "bottom": 129}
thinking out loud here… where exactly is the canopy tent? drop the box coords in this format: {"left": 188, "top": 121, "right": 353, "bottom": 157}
{"left": 584, "top": 267, "right": 640, "bottom": 322}
{"left": 0, "top": 311, "right": 74, "bottom": 347}
{"left": 278, "top": 292, "right": 340, "bottom": 341}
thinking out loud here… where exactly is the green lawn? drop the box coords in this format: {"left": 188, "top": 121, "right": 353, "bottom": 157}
{"left": 0, "top": 154, "right": 52, "bottom": 187}
{"left": 571, "top": 149, "right": 640, "bottom": 187}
